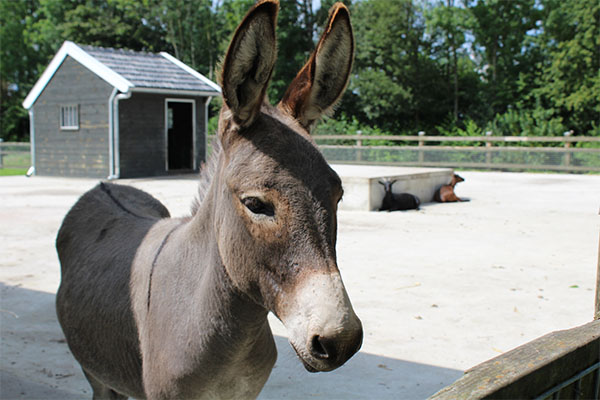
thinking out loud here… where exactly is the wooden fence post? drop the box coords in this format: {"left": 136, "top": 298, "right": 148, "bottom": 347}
{"left": 356, "top": 130, "right": 362, "bottom": 162}
{"left": 563, "top": 130, "right": 573, "bottom": 167}
{"left": 485, "top": 131, "right": 493, "bottom": 166}
{"left": 594, "top": 227, "right": 600, "bottom": 319}
{"left": 418, "top": 131, "right": 425, "bottom": 164}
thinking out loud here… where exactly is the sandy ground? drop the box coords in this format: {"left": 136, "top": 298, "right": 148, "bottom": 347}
{"left": 1, "top": 170, "right": 599, "bottom": 399}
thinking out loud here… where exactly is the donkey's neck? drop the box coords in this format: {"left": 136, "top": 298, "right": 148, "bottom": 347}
{"left": 135, "top": 201, "right": 276, "bottom": 398}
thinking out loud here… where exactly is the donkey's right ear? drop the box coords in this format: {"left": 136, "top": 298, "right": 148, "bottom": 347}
{"left": 220, "top": 0, "right": 278, "bottom": 129}
{"left": 278, "top": 2, "right": 354, "bottom": 131}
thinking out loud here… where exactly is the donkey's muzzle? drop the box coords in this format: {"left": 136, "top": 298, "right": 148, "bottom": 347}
{"left": 304, "top": 327, "right": 363, "bottom": 372}
{"left": 282, "top": 271, "right": 363, "bottom": 372}
{"left": 303, "top": 319, "right": 363, "bottom": 372}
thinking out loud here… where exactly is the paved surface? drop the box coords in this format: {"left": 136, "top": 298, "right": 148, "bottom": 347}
{"left": 1, "top": 171, "right": 599, "bottom": 399}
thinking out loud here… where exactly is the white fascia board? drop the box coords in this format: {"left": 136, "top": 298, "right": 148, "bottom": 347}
{"left": 23, "top": 41, "right": 133, "bottom": 109}
{"left": 160, "top": 52, "right": 222, "bottom": 93}
{"left": 131, "top": 87, "right": 220, "bottom": 97}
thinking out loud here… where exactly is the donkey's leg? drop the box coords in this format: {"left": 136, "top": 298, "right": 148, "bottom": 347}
{"left": 82, "top": 369, "right": 128, "bottom": 400}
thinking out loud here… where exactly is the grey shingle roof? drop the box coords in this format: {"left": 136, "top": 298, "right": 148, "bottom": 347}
{"left": 80, "top": 44, "right": 220, "bottom": 94}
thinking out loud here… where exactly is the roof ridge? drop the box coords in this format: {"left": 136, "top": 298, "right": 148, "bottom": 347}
{"left": 78, "top": 43, "right": 162, "bottom": 57}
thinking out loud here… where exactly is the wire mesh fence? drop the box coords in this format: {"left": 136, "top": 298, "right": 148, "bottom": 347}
{"left": 315, "top": 134, "right": 600, "bottom": 173}
{"left": 0, "top": 142, "right": 31, "bottom": 170}
{"left": 319, "top": 145, "right": 600, "bottom": 172}
{"left": 4, "top": 135, "right": 599, "bottom": 174}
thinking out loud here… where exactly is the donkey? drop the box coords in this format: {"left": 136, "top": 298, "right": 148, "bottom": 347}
{"left": 434, "top": 173, "right": 466, "bottom": 202}
{"left": 55, "top": 1, "right": 362, "bottom": 399}
{"left": 378, "top": 180, "right": 421, "bottom": 211}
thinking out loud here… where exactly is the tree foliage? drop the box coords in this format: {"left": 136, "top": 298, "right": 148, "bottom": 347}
{"left": 1, "top": 0, "right": 598, "bottom": 141}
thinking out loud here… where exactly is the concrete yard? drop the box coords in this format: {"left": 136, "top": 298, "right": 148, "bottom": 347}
{"left": 1, "top": 170, "right": 599, "bottom": 399}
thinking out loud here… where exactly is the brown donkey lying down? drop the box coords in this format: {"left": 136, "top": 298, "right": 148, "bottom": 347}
{"left": 56, "top": 1, "right": 363, "bottom": 399}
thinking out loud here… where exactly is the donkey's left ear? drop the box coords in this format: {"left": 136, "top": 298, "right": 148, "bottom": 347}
{"left": 278, "top": 2, "right": 354, "bottom": 132}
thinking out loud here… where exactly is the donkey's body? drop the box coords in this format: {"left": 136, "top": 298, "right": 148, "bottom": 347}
{"left": 56, "top": 1, "right": 362, "bottom": 399}
{"left": 56, "top": 183, "right": 167, "bottom": 399}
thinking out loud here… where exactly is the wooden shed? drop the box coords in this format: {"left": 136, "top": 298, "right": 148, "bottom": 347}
{"left": 22, "top": 41, "right": 221, "bottom": 179}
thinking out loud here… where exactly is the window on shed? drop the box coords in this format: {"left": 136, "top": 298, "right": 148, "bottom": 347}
{"left": 60, "top": 105, "right": 79, "bottom": 130}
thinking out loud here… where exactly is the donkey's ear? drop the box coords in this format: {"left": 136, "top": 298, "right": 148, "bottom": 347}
{"left": 278, "top": 2, "right": 354, "bottom": 131}
{"left": 220, "top": 0, "right": 278, "bottom": 128}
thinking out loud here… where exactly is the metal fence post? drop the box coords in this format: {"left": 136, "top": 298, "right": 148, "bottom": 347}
{"left": 0, "top": 138, "right": 3, "bottom": 168}
{"left": 418, "top": 131, "right": 425, "bottom": 164}
{"left": 563, "top": 130, "right": 573, "bottom": 167}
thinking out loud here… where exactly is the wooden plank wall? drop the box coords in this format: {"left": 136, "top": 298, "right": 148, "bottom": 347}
{"left": 118, "top": 93, "right": 207, "bottom": 178}
{"left": 33, "top": 56, "right": 113, "bottom": 178}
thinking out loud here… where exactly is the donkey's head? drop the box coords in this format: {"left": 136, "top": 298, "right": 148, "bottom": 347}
{"left": 211, "top": 0, "right": 362, "bottom": 372}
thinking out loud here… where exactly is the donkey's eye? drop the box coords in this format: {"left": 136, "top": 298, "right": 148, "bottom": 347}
{"left": 242, "top": 197, "right": 275, "bottom": 217}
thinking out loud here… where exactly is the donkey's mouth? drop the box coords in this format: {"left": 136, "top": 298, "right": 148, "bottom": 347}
{"left": 290, "top": 342, "right": 319, "bottom": 373}
{"left": 299, "top": 358, "right": 319, "bottom": 373}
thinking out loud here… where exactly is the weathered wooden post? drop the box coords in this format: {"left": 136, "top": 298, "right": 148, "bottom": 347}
{"left": 594, "top": 227, "right": 600, "bottom": 319}
{"left": 356, "top": 130, "right": 362, "bottom": 162}
{"left": 563, "top": 130, "right": 573, "bottom": 168}
{"left": 485, "top": 131, "right": 493, "bottom": 166}
{"left": 418, "top": 131, "right": 425, "bottom": 164}
{"left": 0, "top": 138, "right": 4, "bottom": 168}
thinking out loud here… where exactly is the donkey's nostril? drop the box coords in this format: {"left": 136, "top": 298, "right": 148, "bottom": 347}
{"left": 310, "top": 335, "right": 335, "bottom": 360}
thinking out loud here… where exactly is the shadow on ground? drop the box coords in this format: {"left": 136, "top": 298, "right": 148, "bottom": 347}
{"left": 1, "top": 283, "right": 462, "bottom": 399}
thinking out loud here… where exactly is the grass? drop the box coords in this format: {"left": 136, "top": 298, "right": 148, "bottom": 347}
{"left": 0, "top": 168, "right": 27, "bottom": 176}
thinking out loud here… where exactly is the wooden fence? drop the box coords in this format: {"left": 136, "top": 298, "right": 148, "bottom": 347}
{"left": 4, "top": 136, "right": 600, "bottom": 173}
{"left": 314, "top": 135, "right": 600, "bottom": 173}
{"left": 429, "top": 319, "right": 600, "bottom": 399}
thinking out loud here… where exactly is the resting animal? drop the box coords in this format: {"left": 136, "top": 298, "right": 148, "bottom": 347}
{"left": 378, "top": 180, "right": 421, "bottom": 211}
{"left": 434, "top": 174, "right": 465, "bottom": 202}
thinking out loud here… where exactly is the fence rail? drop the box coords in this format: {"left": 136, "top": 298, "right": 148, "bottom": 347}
{"left": 430, "top": 319, "right": 600, "bottom": 400}
{"left": 314, "top": 134, "right": 600, "bottom": 173}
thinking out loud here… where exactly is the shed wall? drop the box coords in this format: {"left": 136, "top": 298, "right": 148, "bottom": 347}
{"left": 33, "top": 56, "right": 112, "bottom": 178}
{"left": 118, "top": 93, "right": 207, "bottom": 178}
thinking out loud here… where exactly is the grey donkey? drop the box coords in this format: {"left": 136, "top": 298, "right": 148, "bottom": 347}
{"left": 55, "top": 1, "right": 363, "bottom": 399}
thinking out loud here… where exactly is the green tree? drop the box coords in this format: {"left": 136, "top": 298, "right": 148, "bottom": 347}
{"left": 426, "top": 0, "right": 472, "bottom": 121}
{"left": 0, "top": 0, "right": 46, "bottom": 141}
{"left": 348, "top": 0, "right": 448, "bottom": 133}
{"left": 469, "top": 0, "right": 541, "bottom": 117}
{"left": 532, "top": 0, "right": 599, "bottom": 135}
{"left": 158, "top": 0, "right": 224, "bottom": 81}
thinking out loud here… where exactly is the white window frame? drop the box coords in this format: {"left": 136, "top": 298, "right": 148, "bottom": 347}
{"left": 60, "top": 104, "right": 79, "bottom": 130}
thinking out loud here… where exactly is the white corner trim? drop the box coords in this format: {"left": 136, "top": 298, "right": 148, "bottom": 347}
{"left": 160, "top": 52, "right": 221, "bottom": 93}
{"left": 23, "top": 41, "right": 133, "bottom": 109}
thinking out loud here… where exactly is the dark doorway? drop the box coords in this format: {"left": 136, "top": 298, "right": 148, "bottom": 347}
{"left": 167, "top": 100, "right": 194, "bottom": 171}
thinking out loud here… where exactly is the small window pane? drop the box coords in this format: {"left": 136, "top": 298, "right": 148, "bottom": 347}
{"left": 60, "top": 105, "right": 79, "bottom": 130}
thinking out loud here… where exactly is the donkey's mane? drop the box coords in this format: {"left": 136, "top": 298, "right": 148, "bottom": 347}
{"left": 190, "top": 138, "right": 222, "bottom": 215}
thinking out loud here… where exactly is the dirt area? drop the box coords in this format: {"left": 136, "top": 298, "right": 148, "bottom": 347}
{"left": 1, "top": 171, "right": 598, "bottom": 399}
